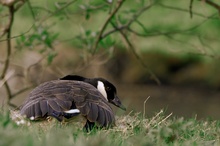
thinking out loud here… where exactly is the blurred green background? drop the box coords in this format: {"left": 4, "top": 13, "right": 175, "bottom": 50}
{"left": 1, "top": 0, "right": 220, "bottom": 119}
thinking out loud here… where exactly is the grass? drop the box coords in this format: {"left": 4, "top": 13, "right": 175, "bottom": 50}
{"left": 0, "top": 109, "right": 219, "bottom": 146}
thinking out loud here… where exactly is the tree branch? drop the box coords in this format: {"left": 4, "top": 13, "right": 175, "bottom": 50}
{"left": 110, "top": 22, "right": 161, "bottom": 85}
{"left": 11, "top": 85, "right": 34, "bottom": 99}
{"left": 158, "top": 3, "right": 218, "bottom": 19}
{"left": 189, "top": 0, "right": 194, "bottom": 18}
{"left": 26, "top": 0, "right": 36, "bottom": 20}
{"left": 92, "top": 0, "right": 126, "bottom": 55}
{"left": 39, "top": 0, "right": 77, "bottom": 24}
{"left": 127, "top": 11, "right": 215, "bottom": 38}
{"left": 0, "top": 24, "right": 34, "bottom": 42}
{"left": 100, "top": 2, "right": 154, "bottom": 40}
{"left": 0, "top": 5, "right": 15, "bottom": 108}
{"left": 1, "top": 6, "right": 14, "bottom": 79}
{"left": 0, "top": 2, "right": 29, "bottom": 108}
{"left": 202, "top": 0, "right": 220, "bottom": 14}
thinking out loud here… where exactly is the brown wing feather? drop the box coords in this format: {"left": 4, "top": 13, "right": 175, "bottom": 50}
{"left": 39, "top": 100, "right": 48, "bottom": 117}
{"left": 20, "top": 80, "right": 115, "bottom": 126}
{"left": 48, "top": 100, "right": 61, "bottom": 111}
{"left": 89, "top": 103, "right": 99, "bottom": 121}
{"left": 54, "top": 98, "right": 70, "bottom": 110}
{"left": 34, "top": 102, "right": 42, "bottom": 118}
{"left": 86, "top": 103, "right": 98, "bottom": 122}
{"left": 96, "top": 107, "right": 105, "bottom": 126}
{"left": 76, "top": 102, "right": 90, "bottom": 116}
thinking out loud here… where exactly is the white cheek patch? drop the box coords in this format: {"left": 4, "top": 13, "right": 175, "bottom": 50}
{"left": 97, "top": 81, "right": 108, "bottom": 101}
{"left": 64, "top": 109, "right": 80, "bottom": 114}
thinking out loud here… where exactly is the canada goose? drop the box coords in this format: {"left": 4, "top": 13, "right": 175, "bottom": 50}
{"left": 20, "top": 75, "right": 126, "bottom": 131}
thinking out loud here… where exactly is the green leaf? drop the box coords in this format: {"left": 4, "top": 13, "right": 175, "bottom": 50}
{"left": 100, "top": 35, "right": 115, "bottom": 49}
{"left": 2, "top": 112, "right": 10, "bottom": 128}
{"left": 86, "top": 12, "right": 90, "bottom": 20}
{"left": 47, "top": 52, "right": 57, "bottom": 65}
{"left": 118, "top": 15, "right": 128, "bottom": 25}
{"left": 85, "top": 30, "right": 91, "bottom": 36}
{"left": 20, "top": 35, "right": 26, "bottom": 42}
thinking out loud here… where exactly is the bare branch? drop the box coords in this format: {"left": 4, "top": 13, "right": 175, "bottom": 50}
{"left": 0, "top": 6, "right": 14, "bottom": 79}
{"left": 39, "top": 0, "right": 78, "bottom": 24}
{"left": 101, "top": 25, "right": 127, "bottom": 39}
{"left": 31, "top": 6, "right": 53, "bottom": 14}
{"left": 158, "top": 3, "right": 218, "bottom": 19}
{"left": 201, "top": 0, "right": 220, "bottom": 15}
{"left": 189, "top": 0, "right": 194, "bottom": 18}
{"left": 0, "top": 70, "right": 14, "bottom": 88}
{"left": 164, "top": 34, "right": 220, "bottom": 60}
{"left": 11, "top": 85, "right": 34, "bottom": 99}
{"left": 0, "top": 24, "right": 34, "bottom": 42}
{"left": 127, "top": 12, "right": 216, "bottom": 38}
{"left": 92, "top": 0, "right": 126, "bottom": 55}
{"left": 126, "top": 2, "right": 154, "bottom": 27}
{"left": 0, "top": 1, "right": 25, "bottom": 108}
{"left": 101, "top": 2, "right": 154, "bottom": 40}
{"left": 0, "top": 5, "right": 15, "bottom": 108}
{"left": 26, "top": 0, "right": 36, "bottom": 20}
{"left": 8, "top": 102, "right": 17, "bottom": 108}
{"left": 110, "top": 22, "right": 161, "bottom": 85}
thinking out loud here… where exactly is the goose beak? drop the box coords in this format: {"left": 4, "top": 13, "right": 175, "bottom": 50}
{"left": 110, "top": 95, "right": 126, "bottom": 111}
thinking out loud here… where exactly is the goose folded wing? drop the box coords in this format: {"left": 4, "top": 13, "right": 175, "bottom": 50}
{"left": 74, "top": 89, "right": 115, "bottom": 127}
{"left": 20, "top": 81, "right": 79, "bottom": 120}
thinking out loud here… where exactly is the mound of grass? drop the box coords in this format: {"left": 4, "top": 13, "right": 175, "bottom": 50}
{"left": 0, "top": 109, "right": 219, "bottom": 146}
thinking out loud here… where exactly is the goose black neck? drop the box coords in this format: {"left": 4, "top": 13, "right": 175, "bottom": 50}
{"left": 60, "top": 75, "right": 86, "bottom": 81}
{"left": 60, "top": 75, "right": 98, "bottom": 87}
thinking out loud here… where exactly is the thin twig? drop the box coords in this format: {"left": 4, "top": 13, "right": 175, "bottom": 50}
{"left": 158, "top": 3, "right": 218, "bottom": 19}
{"left": 110, "top": 22, "right": 161, "bottom": 85}
{"left": 101, "top": 25, "right": 127, "bottom": 39}
{"left": 127, "top": 11, "right": 216, "bottom": 39}
{"left": 0, "top": 6, "right": 15, "bottom": 108}
{"left": 0, "top": 70, "right": 14, "bottom": 88}
{"left": 8, "top": 101, "right": 17, "bottom": 108}
{"left": 11, "top": 85, "right": 34, "bottom": 99}
{"left": 189, "top": 0, "right": 194, "bottom": 18}
{"left": 92, "top": 0, "right": 126, "bottom": 55}
{"left": 127, "top": 2, "right": 154, "bottom": 27}
{"left": 122, "top": 33, "right": 161, "bottom": 85}
{"left": 164, "top": 33, "right": 220, "bottom": 60}
{"left": 39, "top": 0, "right": 78, "bottom": 24}
{"left": 0, "top": 24, "right": 34, "bottom": 42}
{"left": 1, "top": 6, "right": 14, "bottom": 79}
{"left": 26, "top": 0, "right": 36, "bottom": 20}
{"left": 31, "top": 6, "right": 53, "bottom": 13}
{"left": 0, "top": 5, "right": 19, "bottom": 108}
{"left": 201, "top": 0, "right": 220, "bottom": 14}
{"left": 101, "top": 3, "right": 154, "bottom": 40}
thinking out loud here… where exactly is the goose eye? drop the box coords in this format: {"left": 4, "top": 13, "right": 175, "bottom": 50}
{"left": 106, "top": 87, "right": 111, "bottom": 91}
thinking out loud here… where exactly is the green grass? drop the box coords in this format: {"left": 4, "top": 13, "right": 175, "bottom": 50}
{"left": 0, "top": 109, "right": 219, "bottom": 146}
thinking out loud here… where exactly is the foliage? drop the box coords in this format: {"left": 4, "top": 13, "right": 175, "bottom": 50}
{"left": 0, "top": 110, "right": 218, "bottom": 146}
